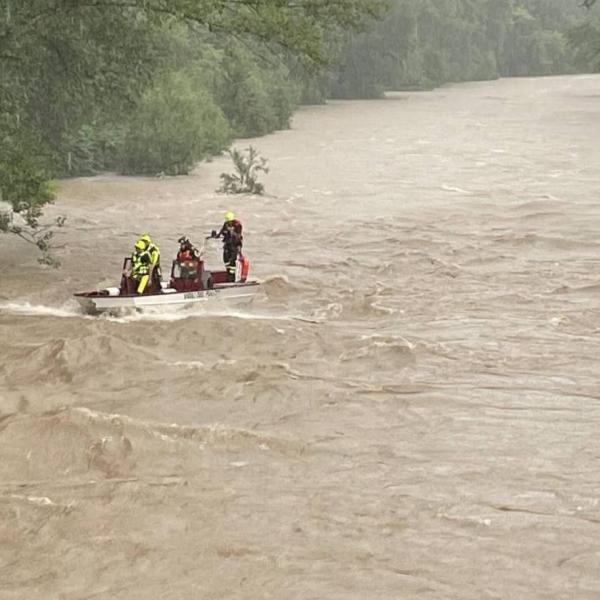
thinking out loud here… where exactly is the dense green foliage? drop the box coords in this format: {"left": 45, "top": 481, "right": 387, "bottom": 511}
{"left": 568, "top": 1, "right": 600, "bottom": 71}
{"left": 329, "top": 0, "right": 594, "bottom": 98}
{"left": 216, "top": 46, "right": 299, "bottom": 137}
{"left": 120, "top": 70, "right": 232, "bottom": 175}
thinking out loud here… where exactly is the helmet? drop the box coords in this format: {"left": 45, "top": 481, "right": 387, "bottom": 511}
{"left": 134, "top": 239, "right": 147, "bottom": 251}
{"left": 224, "top": 211, "right": 235, "bottom": 222}
{"left": 139, "top": 233, "right": 152, "bottom": 244}
{"left": 178, "top": 236, "right": 189, "bottom": 245}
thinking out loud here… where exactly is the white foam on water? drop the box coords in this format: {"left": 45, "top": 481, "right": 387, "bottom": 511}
{"left": 171, "top": 360, "right": 205, "bottom": 370}
{"left": 0, "top": 300, "right": 90, "bottom": 320}
{"left": 441, "top": 184, "right": 472, "bottom": 195}
{"left": 0, "top": 298, "right": 322, "bottom": 326}
{"left": 98, "top": 302, "right": 322, "bottom": 325}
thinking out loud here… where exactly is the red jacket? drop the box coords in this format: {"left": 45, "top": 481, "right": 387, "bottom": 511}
{"left": 218, "top": 219, "right": 243, "bottom": 247}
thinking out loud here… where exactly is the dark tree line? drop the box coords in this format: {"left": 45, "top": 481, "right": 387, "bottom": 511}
{"left": 568, "top": 0, "right": 600, "bottom": 71}
{"left": 327, "top": 0, "right": 598, "bottom": 99}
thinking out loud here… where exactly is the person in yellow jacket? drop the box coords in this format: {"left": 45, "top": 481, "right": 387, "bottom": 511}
{"left": 125, "top": 239, "right": 152, "bottom": 294}
{"left": 138, "top": 233, "right": 161, "bottom": 284}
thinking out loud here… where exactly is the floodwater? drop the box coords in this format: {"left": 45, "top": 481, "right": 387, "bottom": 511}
{"left": 1, "top": 75, "right": 600, "bottom": 599}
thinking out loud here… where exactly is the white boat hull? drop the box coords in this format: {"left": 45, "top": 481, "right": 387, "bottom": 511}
{"left": 75, "top": 282, "right": 259, "bottom": 314}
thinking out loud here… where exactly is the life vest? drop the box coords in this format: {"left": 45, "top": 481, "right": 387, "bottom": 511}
{"left": 147, "top": 242, "right": 160, "bottom": 266}
{"left": 131, "top": 250, "right": 151, "bottom": 277}
{"left": 177, "top": 245, "right": 199, "bottom": 262}
{"left": 221, "top": 220, "right": 243, "bottom": 246}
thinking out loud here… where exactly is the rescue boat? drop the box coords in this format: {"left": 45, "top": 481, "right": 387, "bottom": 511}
{"left": 74, "top": 254, "right": 258, "bottom": 314}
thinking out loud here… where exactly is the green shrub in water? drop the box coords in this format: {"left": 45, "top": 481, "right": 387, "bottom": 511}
{"left": 218, "top": 146, "right": 269, "bottom": 195}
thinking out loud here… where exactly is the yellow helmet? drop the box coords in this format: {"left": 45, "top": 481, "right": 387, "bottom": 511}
{"left": 224, "top": 211, "right": 235, "bottom": 222}
{"left": 134, "top": 239, "right": 147, "bottom": 251}
{"left": 139, "top": 233, "right": 152, "bottom": 244}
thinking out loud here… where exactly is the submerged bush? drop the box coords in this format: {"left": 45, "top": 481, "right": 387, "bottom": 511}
{"left": 218, "top": 146, "right": 269, "bottom": 195}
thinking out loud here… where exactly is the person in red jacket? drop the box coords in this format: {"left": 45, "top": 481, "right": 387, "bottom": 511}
{"left": 177, "top": 236, "right": 200, "bottom": 278}
{"left": 212, "top": 211, "right": 242, "bottom": 281}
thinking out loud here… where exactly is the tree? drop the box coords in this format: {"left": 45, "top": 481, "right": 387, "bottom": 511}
{"left": 0, "top": 116, "right": 65, "bottom": 265}
{"left": 328, "top": 0, "right": 589, "bottom": 97}
{"left": 0, "top": 1, "right": 172, "bottom": 262}
{"left": 214, "top": 43, "right": 299, "bottom": 137}
{"left": 568, "top": 0, "right": 600, "bottom": 71}
{"left": 120, "top": 70, "right": 232, "bottom": 175}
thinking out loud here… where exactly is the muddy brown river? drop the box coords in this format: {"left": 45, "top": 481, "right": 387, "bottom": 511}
{"left": 1, "top": 75, "right": 600, "bottom": 599}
